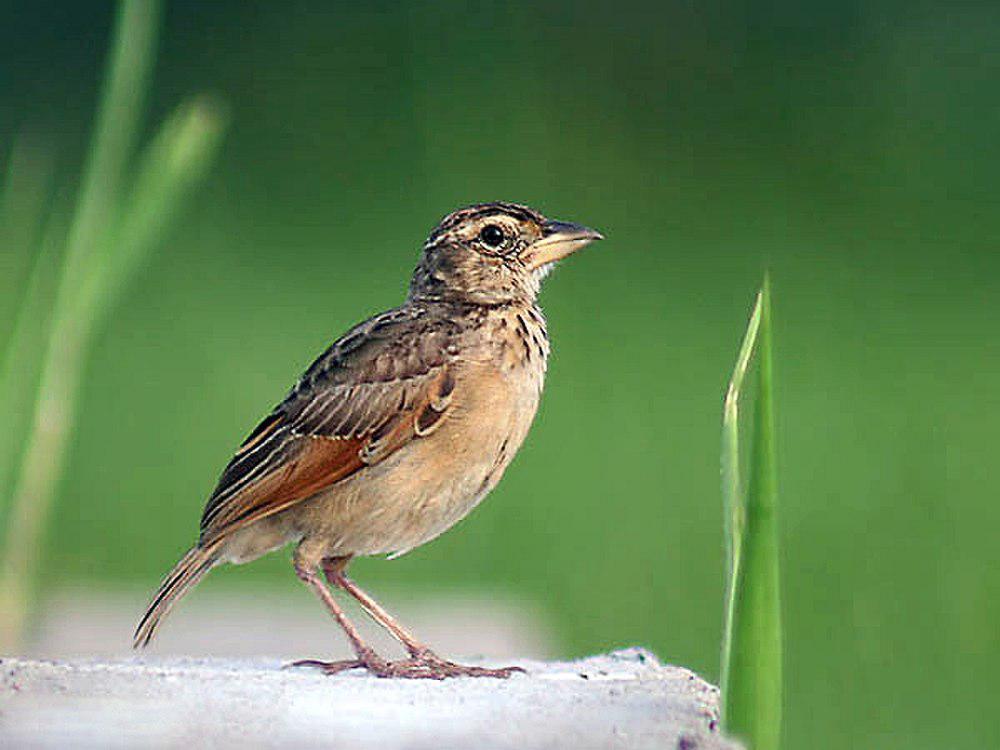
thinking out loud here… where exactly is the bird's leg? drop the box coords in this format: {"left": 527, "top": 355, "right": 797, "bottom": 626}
{"left": 287, "top": 557, "right": 388, "bottom": 675}
{"left": 322, "top": 557, "right": 524, "bottom": 680}
{"left": 321, "top": 557, "right": 429, "bottom": 656}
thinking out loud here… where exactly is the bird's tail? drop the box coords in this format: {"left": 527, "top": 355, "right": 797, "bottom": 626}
{"left": 133, "top": 541, "right": 222, "bottom": 649}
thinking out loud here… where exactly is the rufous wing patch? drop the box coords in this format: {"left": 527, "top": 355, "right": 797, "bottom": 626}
{"left": 202, "top": 435, "right": 365, "bottom": 542}
{"left": 201, "top": 365, "right": 457, "bottom": 544}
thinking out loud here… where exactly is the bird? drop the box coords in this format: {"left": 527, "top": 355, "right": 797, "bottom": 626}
{"left": 134, "top": 201, "right": 603, "bottom": 679}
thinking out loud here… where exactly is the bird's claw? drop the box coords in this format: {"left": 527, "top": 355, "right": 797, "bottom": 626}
{"left": 383, "top": 649, "right": 525, "bottom": 679}
{"left": 287, "top": 649, "right": 524, "bottom": 680}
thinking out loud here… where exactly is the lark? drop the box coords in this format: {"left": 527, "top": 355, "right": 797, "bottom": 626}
{"left": 135, "top": 202, "right": 602, "bottom": 679}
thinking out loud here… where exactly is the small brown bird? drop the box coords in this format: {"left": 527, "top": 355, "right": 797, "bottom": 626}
{"left": 135, "top": 201, "right": 602, "bottom": 679}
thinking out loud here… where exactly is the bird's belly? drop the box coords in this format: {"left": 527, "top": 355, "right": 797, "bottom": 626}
{"left": 292, "top": 361, "right": 542, "bottom": 558}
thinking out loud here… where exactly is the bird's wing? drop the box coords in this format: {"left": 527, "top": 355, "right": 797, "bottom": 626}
{"left": 198, "top": 306, "right": 459, "bottom": 545}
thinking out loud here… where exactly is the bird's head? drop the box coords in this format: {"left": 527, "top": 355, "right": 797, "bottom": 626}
{"left": 409, "top": 201, "right": 603, "bottom": 304}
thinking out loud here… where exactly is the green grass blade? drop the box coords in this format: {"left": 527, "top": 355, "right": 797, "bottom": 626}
{"left": 0, "top": 136, "right": 55, "bottom": 355}
{"left": 0, "top": 138, "right": 58, "bottom": 514}
{"left": 0, "top": 218, "right": 65, "bottom": 521}
{"left": 720, "top": 289, "right": 762, "bottom": 702}
{"left": 80, "top": 96, "right": 228, "bottom": 322}
{"left": 58, "top": 0, "right": 161, "bottom": 289}
{"left": 721, "top": 277, "right": 782, "bottom": 749}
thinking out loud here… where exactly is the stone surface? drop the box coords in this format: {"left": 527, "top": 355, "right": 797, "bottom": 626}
{"left": 0, "top": 648, "right": 740, "bottom": 749}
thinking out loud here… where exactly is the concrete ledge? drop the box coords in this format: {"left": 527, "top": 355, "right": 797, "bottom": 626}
{"left": 0, "top": 648, "right": 740, "bottom": 749}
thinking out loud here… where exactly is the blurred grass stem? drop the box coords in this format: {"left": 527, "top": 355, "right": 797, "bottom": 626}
{"left": 0, "top": 0, "right": 225, "bottom": 651}
{"left": 0, "top": 140, "right": 58, "bottom": 508}
{"left": 0, "top": 0, "right": 161, "bottom": 651}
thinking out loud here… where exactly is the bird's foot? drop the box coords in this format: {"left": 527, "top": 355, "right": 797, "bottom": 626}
{"left": 287, "top": 648, "right": 524, "bottom": 680}
{"left": 286, "top": 646, "right": 390, "bottom": 676}
{"left": 379, "top": 649, "right": 525, "bottom": 680}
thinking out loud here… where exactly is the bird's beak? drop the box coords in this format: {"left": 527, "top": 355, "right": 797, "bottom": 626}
{"left": 523, "top": 220, "right": 604, "bottom": 271}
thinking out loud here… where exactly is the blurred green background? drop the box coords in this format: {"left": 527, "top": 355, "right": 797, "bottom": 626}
{"left": 3, "top": 1, "right": 998, "bottom": 747}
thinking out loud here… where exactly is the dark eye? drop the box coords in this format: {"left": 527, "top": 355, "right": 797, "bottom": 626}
{"left": 478, "top": 224, "right": 506, "bottom": 249}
